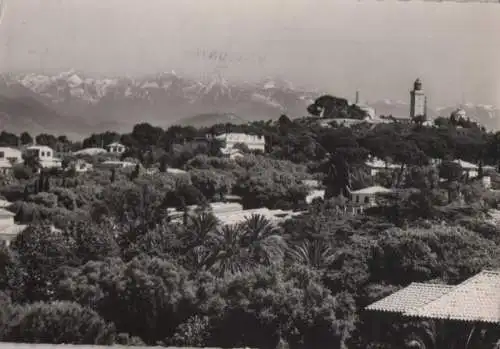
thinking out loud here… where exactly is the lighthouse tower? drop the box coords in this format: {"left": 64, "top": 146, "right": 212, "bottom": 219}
{"left": 410, "top": 78, "right": 426, "bottom": 120}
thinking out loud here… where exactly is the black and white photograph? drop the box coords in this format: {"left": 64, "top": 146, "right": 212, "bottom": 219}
{"left": 0, "top": 1, "right": 499, "bottom": 349}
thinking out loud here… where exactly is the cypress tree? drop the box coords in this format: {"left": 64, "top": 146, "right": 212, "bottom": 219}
{"left": 37, "top": 171, "right": 45, "bottom": 193}
{"left": 44, "top": 175, "right": 50, "bottom": 192}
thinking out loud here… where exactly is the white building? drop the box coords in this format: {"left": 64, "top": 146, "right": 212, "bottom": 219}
{"left": 453, "top": 159, "right": 479, "bottom": 179}
{"left": 71, "top": 159, "right": 93, "bottom": 173}
{"left": 306, "top": 189, "right": 325, "bottom": 204}
{"left": 0, "top": 208, "right": 27, "bottom": 247}
{"left": 0, "top": 147, "right": 23, "bottom": 173}
{"left": 0, "top": 147, "right": 22, "bottom": 164}
{"left": 221, "top": 147, "right": 245, "bottom": 159}
{"left": 215, "top": 133, "right": 266, "bottom": 153}
{"left": 365, "top": 158, "right": 399, "bottom": 176}
{"left": 25, "top": 145, "right": 62, "bottom": 169}
{"left": 350, "top": 186, "right": 392, "bottom": 211}
{"left": 105, "top": 142, "right": 126, "bottom": 154}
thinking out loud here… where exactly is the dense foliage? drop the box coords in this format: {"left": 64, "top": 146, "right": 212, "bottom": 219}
{"left": 1, "top": 100, "right": 500, "bottom": 348}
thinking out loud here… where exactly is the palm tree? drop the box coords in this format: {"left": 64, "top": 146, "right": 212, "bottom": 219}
{"left": 179, "top": 212, "right": 220, "bottom": 271}
{"left": 204, "top": 215, "right": 287, "bottom": 276}
{"left": 182, "top": 212, "right": 219, "bottom": 249}
{"left": 240, "top": 214, "right": 286, "bottom": 266}
{"left": 287, "top": 239, "right": 337, "bottom": 270}
{"left": 205, "top": 224, "right": 251, "bottom": 276}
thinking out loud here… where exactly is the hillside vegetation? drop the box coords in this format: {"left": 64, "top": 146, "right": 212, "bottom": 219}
{"left": 0, "top": 98, "right": 500, "bottom": 349}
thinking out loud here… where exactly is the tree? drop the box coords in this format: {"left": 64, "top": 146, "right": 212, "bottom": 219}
{"left": 0, "top": 131, "right": 19, "bottom": 147}
{"left": 20, "top": 132, "right": 33, "bottom": 145}
{"left": 307, "top": 95, "right": 350, "bottom": 119}
{"left": 23, "top": 153, "right": 40, "bottom": 173}
{"left": 130, "top": 164, "right": 141, "bottom": 181}
{"left": 11, "top": 224, "right": 79, "bottom": 301}
{"left": 439, "top": 160, "right": 464, "bottom": 203}
{"left": 287, "top": 239, "right": 336, "bottom": 270}
{"left": 190, "top": 169, "right": 233, "bottom": 201}
{"left": 35, "top": 133, "right": 58, "bottom": 149}
{"left": 3, "top": 301, "right": 116, "bottom": 345}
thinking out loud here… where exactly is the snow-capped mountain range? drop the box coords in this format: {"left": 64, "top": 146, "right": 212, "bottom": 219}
{"left": 0, "top": 71, "right": 316, "bottom": 136}
{"left": 0, "top": 70, "right": 499, "bottom": 137}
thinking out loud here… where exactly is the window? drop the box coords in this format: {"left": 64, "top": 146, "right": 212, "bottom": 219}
{"left": 47, "top": 152, "right": 51, "bottom": 157}
{"left": 0, "top": 152, "right": 4, "bottom": 158}
{"left": 41, "top": 151, "right": 45, "bottom": 157}
{"left": 356, "top": 196, "right": 359, "bottom": 203}
{"left": 364, "top": 196, "right": 370, "bottom": 204}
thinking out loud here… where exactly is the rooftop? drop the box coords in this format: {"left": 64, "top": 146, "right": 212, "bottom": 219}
{"left": 26, "top": 145, "right": 53, "bottom": 151}
{"left": 406, "top": 270, "right": 500, "bottom": 323}
{"left": 366, "top": 270, "right": 500, "bottom": 323}
{"left": 216, "top": 133, "right": 265, "bottom": 143}
{"left": 351, "top": 186, "right": 392, "bottom": 195}
{"left": 74, "top": 147, "right": 107, "bottom": 155}
{"left": 365, "top": 159, "right": 399, "bottom": 169}
{"left": 365, "top": 283, "right": 455, "bottom": 314}
{"left": 453, "top": 159, "right": 478, "bottom": 170}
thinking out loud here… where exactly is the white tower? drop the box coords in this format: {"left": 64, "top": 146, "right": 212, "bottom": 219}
{"left": 410, "top": 78, "right": 426, "bottom": 119}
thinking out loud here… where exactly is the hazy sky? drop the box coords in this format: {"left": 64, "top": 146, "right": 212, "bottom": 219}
{"left": 0, "top": 0, "right": 499, "bottom": 107}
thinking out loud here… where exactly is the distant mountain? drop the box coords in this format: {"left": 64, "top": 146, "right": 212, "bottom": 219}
{"left": 178, "top": 113, "right": 250, "bottom": 127}
{"left": 0, "top": 71, "right": 498, "bottom": 134}
{"left": 0, "top": 94, "right": 91, "bottom": 138}
{"left": 0, "top": 71, "right": 316, "bottom": 134}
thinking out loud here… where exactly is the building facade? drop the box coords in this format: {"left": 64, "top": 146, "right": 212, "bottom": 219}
{"left": 0, "top": 147, "right": 23, "bottom": 173}
{"left": 105, "top": 142, "right": 126, "bottom": 154}
{"left": 25, "top": 145, "right": 62, "bottom": 169}
{"left": 215, "top": 133, "right": 266, "bottom": 153}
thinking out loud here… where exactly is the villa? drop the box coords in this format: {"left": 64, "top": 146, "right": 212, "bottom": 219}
{"left": 24, "top": 145, "right": 62, "bottom": 169}
{"left": 105, "top": 142, "right": 127, "bottom": 154}
{"left": 0, "top": 147, "right": 23, "bottom": 173}
{"left": 215, "top": 133, "right": 266, "bottom": 153}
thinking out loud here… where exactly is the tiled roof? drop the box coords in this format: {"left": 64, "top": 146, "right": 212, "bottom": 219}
{"left": 366, "top": 270, "right": 500, "bottom": 323}
{"left": 365, "top": 283, "right": 454, "bottom": 314}
{"left": 406, "top": 270, "right": 500, "bottom": 323}
{"left": 26, "top": 145, "right": 53, "bottom": 151}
